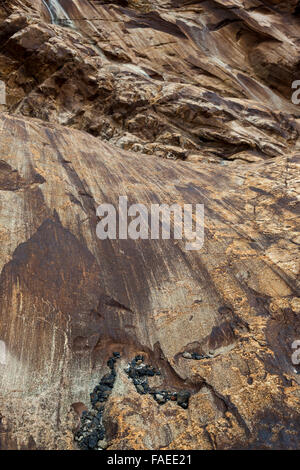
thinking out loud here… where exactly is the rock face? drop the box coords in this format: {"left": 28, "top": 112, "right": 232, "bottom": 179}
{"left": 0, "top": 0, "right": 299, "bottom": 450}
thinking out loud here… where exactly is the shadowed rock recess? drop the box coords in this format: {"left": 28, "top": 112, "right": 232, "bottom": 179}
{"left": 0, "top": 0, "right": 299, "bottom": 450}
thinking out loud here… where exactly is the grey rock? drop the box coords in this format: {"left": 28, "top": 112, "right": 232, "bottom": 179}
{"left": 98, "top": 438, "right": 108, "bottom": 449}
{"left": 183, "top": 352, "right": 192, "bottom": 359}
{"left": 155, "top": 394, "right": 165, "bottom": 404}
{"left": 136, "top": 384, "right": 145, "bottom": 394}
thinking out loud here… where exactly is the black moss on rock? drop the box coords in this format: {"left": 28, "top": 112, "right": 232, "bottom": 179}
{"left": 125, "top": 355, "right": 191, "bottom": 410}
{"left": 74, "top": 353, "right": 121, "bottom": 450}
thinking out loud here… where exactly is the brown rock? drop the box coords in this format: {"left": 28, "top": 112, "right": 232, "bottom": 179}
{"left": 0, "top": 0, "right": 299, "bottom": 451}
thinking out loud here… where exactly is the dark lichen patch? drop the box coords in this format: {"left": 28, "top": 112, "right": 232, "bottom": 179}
{"left": 182, "top": 351, "right": 212, "bottom": 360}
{"left": 74, "top": 352, "right": 121, "bottom": 450}
{"left": 125, "top": 355, "right": 191, "bottom": 409}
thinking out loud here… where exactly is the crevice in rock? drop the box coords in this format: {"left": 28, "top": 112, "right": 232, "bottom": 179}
{"left": 203, "top": 381, "right": 251, "bottom": 438}
{"left": 210, "top": 18, "right": 241, "bottom": 31}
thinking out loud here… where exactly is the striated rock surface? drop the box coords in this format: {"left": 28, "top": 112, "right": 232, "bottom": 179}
{"left": 0, "top": 0, "right": 299, "bottom": 450}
